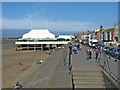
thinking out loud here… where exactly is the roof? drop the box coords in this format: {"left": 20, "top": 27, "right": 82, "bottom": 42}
{"left": 57, "top": 35, "right": 71, "bottom": 39}
{"left": 105, "top": 28, "right": 114, "bottom": 32}
{"left": 22, "top": 29, "right": 55, "bottom": 39}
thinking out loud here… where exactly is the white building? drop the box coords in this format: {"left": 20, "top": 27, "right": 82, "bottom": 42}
{"left": 22, "top": 29, "right": 55, "bottom": 39}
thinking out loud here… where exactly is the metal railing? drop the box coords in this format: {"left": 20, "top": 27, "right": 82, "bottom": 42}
{"left": 63, "top": 43, "right": 72, "bottom": 74}
{"left": 98, "top": 50, "right": 120, "bottom": 88}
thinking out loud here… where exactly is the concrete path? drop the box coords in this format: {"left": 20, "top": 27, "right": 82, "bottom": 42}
{"left": 71, "top": 45, "right": 105, "bottom": 88}
{"left": 72, "top": 45, "right": 98, "bottom": 66}
{"left": 21, "top": 49, "right": 72, "bottom": 88}
{"left": 49, "top": 57, "right": 72, "bottom": 88}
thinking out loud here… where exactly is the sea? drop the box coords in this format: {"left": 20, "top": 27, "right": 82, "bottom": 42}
{"left": 2, "top": 29, "right": 87, "bottom": 38}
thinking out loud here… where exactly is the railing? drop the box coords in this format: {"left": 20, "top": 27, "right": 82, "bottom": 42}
{"left": 98, "top": 50, "right": 120, "bottom": 88}
{"left": 63, "top": 43, "right": 72, "bottom": 74}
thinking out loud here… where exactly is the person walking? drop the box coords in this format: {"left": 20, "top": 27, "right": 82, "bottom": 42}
{"left": 86, "top": 48, "right": 90, "bottom": 60}
{"left": 89, "top": 48, "right": 92, "bottom": 59}
{"left": 69, "top": 44, "right": 73, "bottom": 54}
{"left": 95, "top": 48, "right": 99, "bottom": 60}
{"left": 74, "top": 45, "right": 77, "bottom": 54}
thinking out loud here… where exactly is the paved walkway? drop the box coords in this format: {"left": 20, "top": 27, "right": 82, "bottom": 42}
{"left": 21, "top": 49, "right": 72, "bottom": 88}
{"left": 72, "top": 45, "right": 118, "bottom": 77}
{"left": 71, "top": 45, "right": 105, "bottom": 88}
{"left": 72, "top": 45, "right": 98, "bottom": 66}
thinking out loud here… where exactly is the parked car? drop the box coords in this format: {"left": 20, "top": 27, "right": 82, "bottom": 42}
{"left": 106, "top": 47, "right": 111, "bottom": 55}
{"left": 109, "top": 48, "right": 116, "bottom": 58}
{"left": 104, "top": 46, "right": 109, "bottom": 54}
{"left": 114, "top": 48, "right": 120, "bottom": 59}
{"left": 107, "top": 47, "right": 114, "bottom": 56}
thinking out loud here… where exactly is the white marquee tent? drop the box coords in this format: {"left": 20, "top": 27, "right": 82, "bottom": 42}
{"left": 22, "top": 29, "right": 55, "bottom": 39}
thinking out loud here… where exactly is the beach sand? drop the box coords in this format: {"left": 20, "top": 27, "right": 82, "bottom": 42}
{"left": 2, "top": 39, "right": 17, "bottom": 47}
{"left": 2, "top": 39, "right": 49, "bottom": 88}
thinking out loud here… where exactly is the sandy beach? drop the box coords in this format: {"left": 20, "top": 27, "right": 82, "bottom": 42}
{"left": 2, "top": 39, "right": 17, "bottom": 47}
{"left": 2, "top": 39, "right": 49, "bottom": 88}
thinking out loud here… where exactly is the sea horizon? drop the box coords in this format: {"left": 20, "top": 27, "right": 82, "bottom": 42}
{"left": 2, "top": 29, "right": 87, "bottom": 38}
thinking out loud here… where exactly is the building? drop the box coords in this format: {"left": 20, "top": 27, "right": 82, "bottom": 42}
{"left": 87, "top": 29, "right": 100, "bottom": 42}
{"left": 77, "top": 34, "right": 84, "bottom": 39}
{"left": 88, "top": 26, "right": 104, "bottom": 42}
{"left": 114, "top": 22, "right": 120, "bottom": 42}
{"left": 99, "top": 26, "right": 104, "bottom": 42}
{"left": 81, "top": 34, "right": 87, "bottom": 40}
{"left": 118, "top": 21, "right": 120, "bottom": 42}
{"left": 104, "top": 28, "right": 114, "bottom": 42}
{"left": 15, "top": 29, "right": 70, "bottom": 51}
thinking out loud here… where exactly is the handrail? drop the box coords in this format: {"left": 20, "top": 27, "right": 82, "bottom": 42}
{"left": 104, "top": 51, "right": 111, "bottom": 73}
{"left": 104, "top": 51, "right": 119, "bottom": 80}
{"left": 100, "top": 51, "right": 120, "bottom": 87}
{"left": 64, "top": 49, "right": 68, "bottom": 64}
{"left": 63, "top": 43, "right": 72, "bottom": 73}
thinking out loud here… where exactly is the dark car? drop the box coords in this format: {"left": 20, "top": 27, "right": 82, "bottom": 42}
{"left": 114, "top": 48, "right": 120, "bottom": 59}
{"left": 106, "top": 47, "right": 111, "bottom": 55}
{"left": 108, "top": 48, "right": 114, "bottom": 56}
{"left": 104, "top": 46, "right": 110, "bottom": 54}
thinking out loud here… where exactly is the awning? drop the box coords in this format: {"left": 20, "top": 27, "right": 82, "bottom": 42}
{"left": 57, "top": 38, "right": 65, "bottom": 40}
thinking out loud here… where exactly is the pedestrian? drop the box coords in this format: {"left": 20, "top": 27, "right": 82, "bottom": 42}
{"left": 69, "top": 44, "right": 72, "bottom": 54}
{"left": 86, "top": 48, "right": 90, "bottom": 60}
{"left": 77, "top": 43, "right": 80, "bottom": 49}
{"left": 89, "top": 48, "right": 92, "bottom": 59}
{"left": 79, "top": 43, "right": 82, "bottom": 50}
{"left": 17, "top": 82, "right": 22, "bottom": 88}
{"left": 13, "top": 82, "right": 22, "bottom": 90}
{"left": 115, "top": 50, "right": 119, "bottom": 59}
{"left": 74, "top": 45, "right": 77, "bottom": 54}
{"left": 95, "top": 48, "right": 99, "bottom": 60}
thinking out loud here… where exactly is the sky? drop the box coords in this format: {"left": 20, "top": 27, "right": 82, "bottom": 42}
{"left": 2, "top": 2, "right": 118, "bottom": 32}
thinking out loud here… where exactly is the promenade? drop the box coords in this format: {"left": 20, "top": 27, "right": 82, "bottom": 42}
{"left": 71, "top": 45, "right": 105, "bottom": 88}
{"left": 21, "top": 48, "right": 72, "bottom": 88}
{"left": 21, "top": 44, "right": 118, "bottom": 88}
{"left": 72, "top": 45, "right": 98, "bottom": 66}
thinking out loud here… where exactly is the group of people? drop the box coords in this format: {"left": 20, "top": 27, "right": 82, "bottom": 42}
{"left": 69, "top": 41, "right": 100, "bottom": 61}
{"left": 86, "top": 47, "right": 99, "bottom": 61}
{"left": 69, "top": 42, "right": 81, "bottom": 54}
